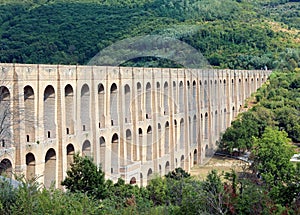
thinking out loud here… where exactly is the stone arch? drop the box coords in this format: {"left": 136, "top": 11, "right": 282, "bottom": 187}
{"left": 193, "top": 115, "right": 197, "bottom": 146}
{"left": 189, "top": 116, "right": 192, "bottom": 146}
{"left": 66, "top": 144, "right": 75, "bottom": 170}
{"left": 81, "top": 84, "right": 90, "bottom": 131}
{"left": 156, "top": 82, "right": 161, "bottom": 112}
{"left": 65, "top": 84, "right": 74, "bottom": 134}
{"left": 124, "top": 84, "right": 131, "bottom": 123}
{"left": 0, "top": 86, "right": 10, "bottom": 101}
{"left": 179, "top": 81, "right": 184, "bottom": 112}
{"left": 180, "top": 118, "right": 184, "bottom": 149}
{"left": 204, "top": 112, "right": 208, "bottom": 139}
{"left": 245, "top": 78, "right": 248, "bottom": 97}
{"left": 99, "top": 136, "right": 106, "bottom": 169}
{"left": 192, "top": 80, "right": 197, "bottom": 111}
{"left": 110, "top": 83, "right": 118, "bottom": 126}
{"left": 173, "top": 81, "right": 177, "bottom": 113}
{"left": 231, "top": 78, "right": 235, "bottom": 101}
{"left": 163, "top": 82, "right": 169, "bottom": 115}
{"left": 180, "top": 155, "right": 184, "bottom": 168}
{"left": 223, "top": 79, "right": 226, "bottom": 100}
{"left": 232, "top": 106, "right": 235, "bottom": 118}
{"left": 82, "top": 140, "right": 91, "bottom": 157}
{"left": 138, "top": 128, "right": 143, "bottom": 161}
{"left": 165, "top": 161, "right": 170, "bottom": 174}
{"left": 214, "top": 80, "right": 218, "bottom": 106}
{"left": 111, "top": 133, "right": 119, "bottom": 173}
{"left": 137, "top": 82, "right": 142, "bottom": 121}
{"left": 158, "top": 123, "right": 162, "bottom": 157}
{"left": 199, "top": 80, "right": 203, "bottom": 108}
{"left": 214, "top": 110, "right": 218, "bottom": 137}
{"left": 44, "top": 148, "right": 56, "bottom": 188}
{"left": 146, "top": 82, "right": 152, "bottom": 119}
{"left": 187, "top": 81, "right": 191, "bottom": 110}
{"left": 24, "top": 85, "right": 35, "bottom": 142}
{"left": 0, "top": 158, "right": 12, "bottom": 178}
{"left": 146, "top": 126, "right": 152, "bottom": 161}
{"left": 200, "top": 114, "right": 203, "bottom": 140}
{"left": 204, "top": 80, "right": 208, "bottom": 108}
{"left": 126, "top": 129, "right": 132, "bottom": 161}
{"left": 238, "top": 78, "right": 242, "bottom": 101}
{"left": 174, "top": 119, "right": 178, "bottom": 151}
{"left": 44, "top": 85, "right": 55, "bottom": 139}
{"left": 193, "top": 149, "right": 198, "bottom": 165}
{"left": 224, "top": 108, "right": 227, "bottom": 130}
{"left": 164, "top": 121, "right": 169, "bottom": 154}
{"left": 26, "top": 153, "right": 35, "bottom": 179}
{"left": 147, "top": 168, "right": 153, "bottom": 182}
{"left": 98, "top": 83, "right": 105, "bottom": 128}
{"left": 130, "top": 177, "right": 136, "bottom": 185}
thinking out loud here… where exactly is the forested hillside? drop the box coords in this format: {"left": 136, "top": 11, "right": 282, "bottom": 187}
{"left": 0, "top": 0, "right": 299, "bottom": 70}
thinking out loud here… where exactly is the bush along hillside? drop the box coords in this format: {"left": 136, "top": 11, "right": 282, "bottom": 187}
{"left": 0, "top": 0, "right": 298, "bottom": 69}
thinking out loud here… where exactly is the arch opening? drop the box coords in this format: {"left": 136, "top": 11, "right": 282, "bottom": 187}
{"left": 145, "top": 83, "right": 152, "bottom": 119}
{"left": 26, "top": 153, "right": 36, "bottom": 180}
{"left": 98, "top": 83, "right": 105, "bottom": 128}
{"left": 110, "top": 83, "right": 118, "bottom": 126}
{"left": 99, "top": 137, "right": 106, "bottom": 169}
{"left": 82, "top": 140, "right": 91, "bottom": 157}
{"left": 111, "top": 134, "right": 119, "bottom": 173}
{"left": 44, "top": 85, "right": 55, "bottom": 138}
{"left": 65, "top": 84, "right": 74, "bottom": 134}
{"left": 44, "top": 148, "right": 56, "bottom": 188}
{"left": 24, "top": 86, "right": 35, "bottom": 142}
{"left": 0, "top": 158, "right": 12, "bottom": 178}
{"left": 66, "top": 144, "right": 75, "bottom": 170}
{"left": 124, "top": 85, "right": 131, "bottom": 123}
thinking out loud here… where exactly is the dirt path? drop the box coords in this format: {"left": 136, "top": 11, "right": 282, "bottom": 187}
{"left": 190, "top": 155, "right": 249, "bottom": 180}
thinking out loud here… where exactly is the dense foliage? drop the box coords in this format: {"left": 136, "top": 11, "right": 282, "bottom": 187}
{"left": 2, "top": 152, "right": 300, "bottom": 214}
{"left": 220, "top": 69, "right": 300, "bottom": 153}
{"left": 0, "top": 0, "right": 299, "bottom": 69}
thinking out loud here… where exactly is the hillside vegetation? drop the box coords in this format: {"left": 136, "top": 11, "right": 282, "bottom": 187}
{"left": 0, "top": 0, "right": 299, "bottom": 70}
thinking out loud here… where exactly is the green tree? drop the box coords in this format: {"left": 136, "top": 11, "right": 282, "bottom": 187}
{"left": 147, "top": 176, "right": 167, "bottom": 206}
{"left": 61, "top": 153, "right": 108, "bottom": 200}
{"left": 251, "top": 127, "right": 295, "bottom": 186}
{"left": 165, "top": 167, "right": 190, "bottom": 180}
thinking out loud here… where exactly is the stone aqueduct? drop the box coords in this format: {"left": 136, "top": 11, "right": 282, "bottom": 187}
{"left": 0, "top": 63, "right": 271, "bottom": 187}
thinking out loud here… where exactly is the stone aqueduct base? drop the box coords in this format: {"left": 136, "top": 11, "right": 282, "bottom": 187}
{"left": 0, "top": 63, "right": 271, "bottom": 187}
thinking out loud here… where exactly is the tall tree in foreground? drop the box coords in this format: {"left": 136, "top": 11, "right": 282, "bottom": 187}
{"left": 251, "top": 127, "right": 300, "bottom": 205}
{"left": 61, "top": 154, "right": 108, "bottom": 200}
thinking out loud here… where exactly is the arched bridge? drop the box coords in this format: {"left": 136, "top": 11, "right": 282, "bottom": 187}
{"left": 0, "top": 63, "right": 271, "bottom": 187}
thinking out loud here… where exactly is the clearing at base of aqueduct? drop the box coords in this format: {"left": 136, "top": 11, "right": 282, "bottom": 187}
{"left": 0, "top": 63, "right": 271, "bottom": 187}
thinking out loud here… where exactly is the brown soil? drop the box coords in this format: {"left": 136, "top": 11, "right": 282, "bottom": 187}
{"left": 190, "top": 155, "right": 249, "bottom": 180}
